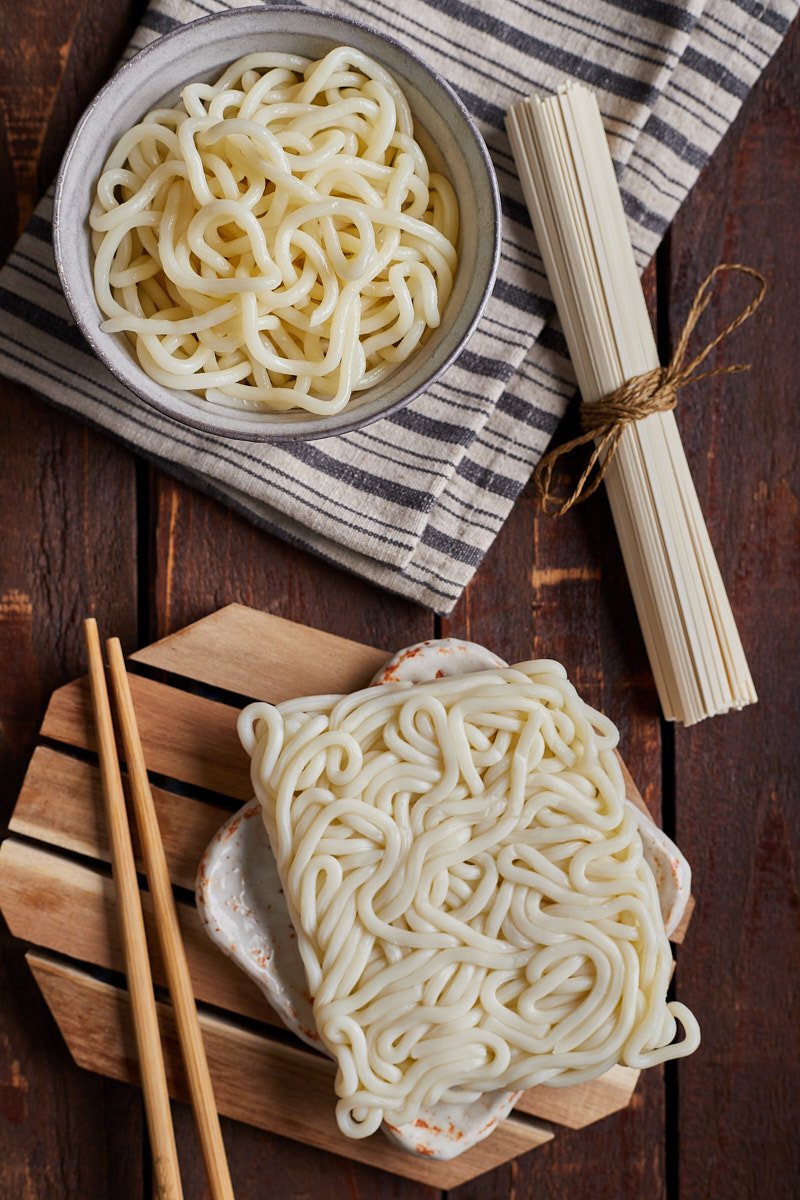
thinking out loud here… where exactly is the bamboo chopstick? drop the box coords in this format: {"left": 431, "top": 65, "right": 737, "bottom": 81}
{"left": 83, "top": 619, "right": 184, "bottom": 1200}
{"left": 106, "top": 638, "right": 235, "bottom": 1200}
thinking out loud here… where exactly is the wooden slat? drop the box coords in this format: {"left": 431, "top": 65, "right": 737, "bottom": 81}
{"left": 10, "top": 746, "right": 228, "bottom": 892}
{"left": 0, "top": 838, "right": 278, "bottom": 1028}
{"left": 41, "top": 673, "right": 251, "bottom": 801}
{"left": 29, "top": 952, "right": 553, "bottom": 1189}
{"left": 133, "top": 603, "right": 389, "bottom": 701}
{"left": 516, "top": 1066, "right": 639, "bottom": 1129}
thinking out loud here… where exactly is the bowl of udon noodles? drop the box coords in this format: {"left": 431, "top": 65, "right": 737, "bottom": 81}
{"left": 53, "top": 6, "right": 500, "bottom": 441}
{"left": 197, "top": 637, "right": 700, "bottom": 1159}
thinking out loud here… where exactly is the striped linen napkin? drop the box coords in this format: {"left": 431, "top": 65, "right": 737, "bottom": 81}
{"left": 0, "top": 0, "right": 794, "bottom": 612}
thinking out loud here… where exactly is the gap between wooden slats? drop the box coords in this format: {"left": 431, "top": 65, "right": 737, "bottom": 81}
{"left": 41, "top": 672, "right": 251, "bottom": 800}
{"left": 10, "top": 746, "right": 226, "bottom": 892}
{"left": 0, "top": 838, "right": 276, "bottom": 1028}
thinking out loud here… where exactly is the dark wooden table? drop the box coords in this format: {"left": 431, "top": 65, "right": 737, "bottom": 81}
{"left": 1, "top": 4, "right": 798, "bottom": 1198}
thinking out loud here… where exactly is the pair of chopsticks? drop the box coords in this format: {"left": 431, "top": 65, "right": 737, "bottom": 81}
{"left": 84, "top": 619, "right": 234, "bottom": 1200}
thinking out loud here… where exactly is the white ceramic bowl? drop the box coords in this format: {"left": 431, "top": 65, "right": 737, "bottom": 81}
{"left": 53, "top": 5, "right": 500, "bottom": 442}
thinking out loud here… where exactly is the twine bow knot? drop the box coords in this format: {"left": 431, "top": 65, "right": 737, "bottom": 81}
{"left": 535, "top": 263, "right": 767, "bottom": 516}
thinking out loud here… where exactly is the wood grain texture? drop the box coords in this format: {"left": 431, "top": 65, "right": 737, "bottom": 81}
{"left": 147, "top": 474, "right": 434, "bottom": 653}
{"left": 0, "top": 0, "right": 143, "bottom": 252}
{"left": 42, "top": 673, "right": 250, "bottom": 799}
{"left": 133, "top": 602, "right": 390, "bottom": 698}
{"left": 515, "top": 1066, "right": 639, "bottom": 1129}
{"left": 0, "top": 7, "right": 148, "bottom": 1195}
{"left": 666, "top": 17, "right": 800, "bottom": 1200}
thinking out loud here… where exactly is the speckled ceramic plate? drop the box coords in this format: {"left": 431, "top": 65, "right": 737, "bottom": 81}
{"left": 197, "top": 639, "right": 691, "bottom": 1159}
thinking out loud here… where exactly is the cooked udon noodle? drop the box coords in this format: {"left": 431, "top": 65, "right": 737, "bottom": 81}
{"left": 239, "top": 662, "right": 699, "bottom": 1138}
{"left": 90, "top": 47, "right": 459, "bottom": 414}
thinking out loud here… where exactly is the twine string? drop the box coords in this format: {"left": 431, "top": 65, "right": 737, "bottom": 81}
{"left": 534, "top": 263, "right": 767, "bottom": 516}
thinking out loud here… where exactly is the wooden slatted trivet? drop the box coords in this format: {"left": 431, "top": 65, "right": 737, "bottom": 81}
{"left": 0, "top": 604, "right": 692, "bottom": 1188}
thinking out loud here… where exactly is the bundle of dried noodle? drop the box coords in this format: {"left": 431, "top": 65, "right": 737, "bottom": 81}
{"left": 507, "top": 83, "right": 756, "bottom": 726}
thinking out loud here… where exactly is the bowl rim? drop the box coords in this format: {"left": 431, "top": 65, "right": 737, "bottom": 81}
{"left": 53, "top": 3, "right": 501, "bottom": 443}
